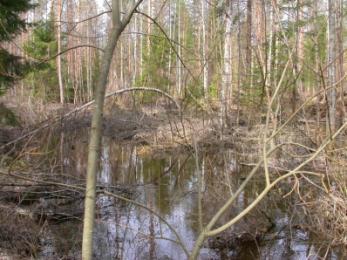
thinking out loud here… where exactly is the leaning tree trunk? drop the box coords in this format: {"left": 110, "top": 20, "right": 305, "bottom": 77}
{"left": 81, "top": 1, "right": 143, "bottom": 259}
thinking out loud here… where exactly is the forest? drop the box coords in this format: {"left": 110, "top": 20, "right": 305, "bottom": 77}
{"left": 0, "top": 0, "right": 346, "bottom": 259}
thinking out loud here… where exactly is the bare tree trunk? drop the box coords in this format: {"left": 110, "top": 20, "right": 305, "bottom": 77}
{"left": 120, "top": 42, "right": 124, "bottom": 88}
{"left": 296, "top": 0, "right": 304, "bottom": 94}
{"left": 221, "top": 0, "right": 233, "bottom": 128}
{"left": 271, "top": 0, "right": 279, "bottom": 89}
{"left": 176, "top": 0, "right": 182, "bottom": 97}
{"left": 139, "top": 4, "right": 143, "bottom": 78}
{"left": 252, "top": 0, "right": 266, "bottom": 106}
{"left": 253, "top": 0, "right": 265, "bottom": 69}
{"left": 56, "top": 0, "right": 64, "bottom": 104}
{"left": 147, "top": 0, "right": 151, "bottom": 56}
{"left": 201, "top": 0, "right": 208, "bottom": 97}
{"left": 245, "top": 0, "right": 252, "bottom": 90}
{"left": 66, "top": 0, "right": 75, "bottom": 102}
{"left": 133, "top": 14, "right": 138, "bottom": 85}
{"left": 168, "top": 0, "right": 173, "bottom": 92}
{"left": 327, "top": 0, "right": 337, "bottom": 133}
{"left": 236, "top": 0, "right": 241, "bottom": 124}
{"left": 81, "top": 1, "right": 143, "bottom": 259}
{"left": 266, "top": 1, "right": 274, "bottom": 104}
{"left": 336, "top": 0, "right": 345, "bottom": 125}
{"left": 313, "top": 1, "right": 321, "bottom": 136}
{"left": 290, "top": 0, "right": 304, "bottom": 113}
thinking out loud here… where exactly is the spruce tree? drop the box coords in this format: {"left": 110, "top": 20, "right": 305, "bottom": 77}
{"left": 0, "top": 0, "right": 34, "bottom": 94}
{"left": 24, "top": 21, "right": 59, "bottom": 101}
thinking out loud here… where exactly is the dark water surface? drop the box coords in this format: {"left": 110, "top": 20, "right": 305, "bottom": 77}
{"left": 34, "top": 130, "right": 344, "bottom": 260}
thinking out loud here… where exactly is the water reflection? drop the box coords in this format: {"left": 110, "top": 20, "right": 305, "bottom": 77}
{"left": 94, "top": 140, "right": 118, "bottom": 259}
{"left": 93, "top": 137, "right": 198, "bottom": 259}
{"left": 38, "top": 131, "right": 345, "bottom": 259}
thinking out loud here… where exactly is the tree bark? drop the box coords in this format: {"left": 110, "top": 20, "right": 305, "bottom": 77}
{"left": 81, "top": 1, "right": 143, "bottom": 259}
{"left": 176, "top": 0, "right": 182, "bottom": 97}
{"left": 56, "top": 0, "right": 64, "bottom": 104}
{"left": 291, "top": 0, "right": 304, "bottom": 113}
{"left": 221, "top": 0, "right": 233, "bottom": 127}
{"left": 336, "top": 0, "right": 345, "bottom": 125}
{"left": 201, "top": 0, "right": 209, "bottom": 97}
{"left": 327, "top": 0, "right": 337, "bottom": 133}
{"left": 245, "top": 0, "right": 252, "bottom": 89}
{"left": 147, "top": 0, "right": 151, "bottom": 56}
{"left": 296, "top": 0, "right": 304, "bottom": 93}
{"left": 253, "top": 0, "right": 265, "bottom": 69}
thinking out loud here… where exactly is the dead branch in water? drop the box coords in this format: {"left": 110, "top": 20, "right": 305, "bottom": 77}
{"left": 189, "top": 114, "right": 347, "bottom": 259}
{"left": 0, "top": 168, "right": 189, "bottom": 256}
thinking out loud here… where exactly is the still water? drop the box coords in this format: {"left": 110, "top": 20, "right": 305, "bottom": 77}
{"left": 37, "top": 131, "right": 344, "bottom": 260}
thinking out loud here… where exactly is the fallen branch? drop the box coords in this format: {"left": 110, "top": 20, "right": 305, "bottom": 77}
{"left": 0, "top": 168, "right": 188, "bottom": 256}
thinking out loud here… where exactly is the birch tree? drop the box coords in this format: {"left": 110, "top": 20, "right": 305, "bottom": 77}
{"left": 327, "top": 0, "right": 337, "bottom": 133}
{"left": 81, "top": 1, "right": 144, "bottom": 259}
{"left": 221, "top": 0, "right": 233, "bottom": 127}
{"left": 55, "top": 0, "right": 64, "bottom": 104}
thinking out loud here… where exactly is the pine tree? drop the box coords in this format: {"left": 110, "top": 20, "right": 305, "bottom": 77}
{"left": 0, "top": 0, "right": 34, "bottom": 94}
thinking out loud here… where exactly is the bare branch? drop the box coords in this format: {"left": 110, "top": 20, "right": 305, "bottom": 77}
{"left": 0, "top": 169, "right": 188, "bottom": 257}
{"left": 36, "top": 45, "right": 104, "bottom": 64}
{"left": 0, "top": 87, "right": 179, "bottom": 150}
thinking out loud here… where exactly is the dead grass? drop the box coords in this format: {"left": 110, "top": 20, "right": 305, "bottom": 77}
{"left": 306, "top": 188, "right": 347, "bottom": 246}
{"left": 0, "top": 207, "right": 41, "bottom": 257}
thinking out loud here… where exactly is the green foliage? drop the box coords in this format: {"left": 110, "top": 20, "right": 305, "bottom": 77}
{"left": 0, "top": 0, "right": 35, "bottom": 94}
{"left": 140, "top": 29, "right": 172, "bottom": 87}
{"left": 136, "top": 28, "right": 173, "bottom": 103}
{"left": 0, "top": 49, "right": 29, "bottom": 95}
{"left": 0, "top": 103, "right": 19, "bottom": 126}
{"left": 136, "top": 0, "right": 202, "bottom": 104}
{"left": 0, "top": 0, "right": 35, "bottom": 41}
{"left": 208, "top": 74, "right": 220, "bottom": 99}
{"left": 302, "top": 14, "right": 327, "bottom": 88}
{"left": 184, "top": 81, "right": 204, "bottom": 103}
{"left": 25, "top": 21, "right": 56, "bottom": 58}
{"left": 24, "top": 21, "right": 59, "bottom": 101}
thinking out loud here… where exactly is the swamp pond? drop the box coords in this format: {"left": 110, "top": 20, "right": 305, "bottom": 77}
{"left": 1, "top": 127, "right": 346, "bottom": 260}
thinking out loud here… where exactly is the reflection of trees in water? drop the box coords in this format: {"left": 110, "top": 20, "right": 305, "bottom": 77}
{"left": 93, "top": 140, "right": 118, "bottom": 259}
{"left": 148, "top": 195, "right": 156, "bottom": 259}
{"left": 75, "top": 139, "right": 239, "bottom": 258}
{"left": 32, "top": 132, "right": 336, "bottom": 259}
